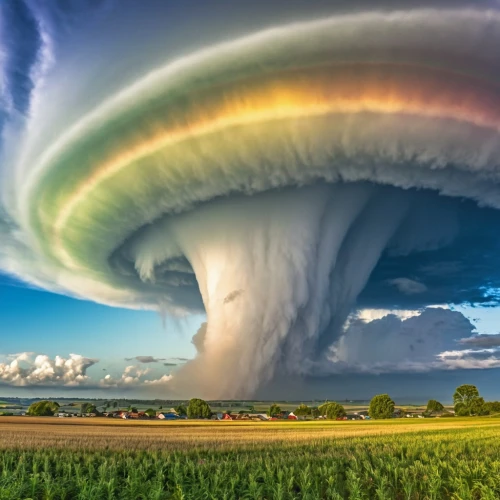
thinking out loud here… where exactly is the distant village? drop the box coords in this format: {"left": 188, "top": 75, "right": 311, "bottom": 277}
{"left": 82, "top": 407, "right": 420, "bottom": 421}
{"left": 3, "top": 385, "right": 497, "bottom": 421}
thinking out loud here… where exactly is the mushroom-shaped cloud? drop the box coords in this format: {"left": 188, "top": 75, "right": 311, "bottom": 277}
{"left": 5, "top": 8, "right": 500, "bottom": 397}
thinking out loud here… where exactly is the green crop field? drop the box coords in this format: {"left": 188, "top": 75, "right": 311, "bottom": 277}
{"left": 0, "top": 417, "right": 499, "bottom": 499}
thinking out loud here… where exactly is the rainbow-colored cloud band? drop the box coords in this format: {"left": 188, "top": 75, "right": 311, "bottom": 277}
{"left": 22, "top": 9, "right": 500, "bottom": 306}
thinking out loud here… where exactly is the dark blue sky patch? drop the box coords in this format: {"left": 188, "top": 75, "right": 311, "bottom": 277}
{"left": 1, "top": 1, "right": 41, "bottom": 116}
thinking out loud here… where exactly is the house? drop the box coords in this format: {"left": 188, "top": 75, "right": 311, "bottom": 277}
{"left": 252, "top": 414, "right": 269, "bottom": 421}
{"left": 287, "top": 412, "right": 298, "bottom": 420}
{"left": 158, "top": 412, "right": 179, "bottom": 420}
{"left": 223, "top": 413, "right": 240, "bottom": 420}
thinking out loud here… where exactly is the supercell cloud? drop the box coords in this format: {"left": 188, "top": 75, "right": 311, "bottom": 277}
{"left": 2, "top": 4, "right": 500, "bottom": 397}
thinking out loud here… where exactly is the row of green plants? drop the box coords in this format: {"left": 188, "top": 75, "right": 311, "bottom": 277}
{"left": 0, "top": 426, "right": 499, "bottom": 499}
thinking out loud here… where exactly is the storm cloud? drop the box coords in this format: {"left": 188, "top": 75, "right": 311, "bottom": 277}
{"left": 2, "top": 3, "right": 500, "bottom": 397}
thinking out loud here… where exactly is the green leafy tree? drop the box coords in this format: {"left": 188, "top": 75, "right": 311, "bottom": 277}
{"left": 81, "top": 403, "right": 97, "bottom": 415}
{"left": 294, "top": 404, "right": 312, "bottom": 417}
{"left": 369, "top": 394, "right": 395, "bottom": 419}
{"left": 267, "top": 404, "right": 282, "bottom": 417}
{"left": 426, "top": 399, "right": 444, "bottom": 415}
{"left": 453, "top": 385, "right": 484, "bottom": 416}
{"left": 311, "top": 407, "right": 320, "bottom": 419}
{"left": 248, "top": 405, "right": 255, "bottom": 412}
{"left": 187, "top": 398, "right": 212, "bottom": 419}
{"left": 27, "top": 401, "right": 60, "bottom": 416}
{"left": 144, "top": 408, "right": 156, "bottom": 418}
{"left": 318, "top": 402, "right": 346, "bottom": 420}
{"left": 175, "top": 404, "right": 187, "bottom": 416}
{"left": 483, "top": 401, "right": 500, "bottom": 415}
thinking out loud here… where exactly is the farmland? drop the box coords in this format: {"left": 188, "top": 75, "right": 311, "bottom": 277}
{"left": 0, "top": 418, "right": 499, "bottom": 498}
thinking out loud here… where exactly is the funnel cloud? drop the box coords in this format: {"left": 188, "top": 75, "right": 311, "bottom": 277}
{"left": 2, "top": 4, "right": 500, "bottom": 397}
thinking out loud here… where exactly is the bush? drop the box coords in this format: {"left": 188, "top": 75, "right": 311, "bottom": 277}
{"left": 369, "top": 394, "right": 395, "bottom": 419}
{"left": 144, "top": 408, "right": 156, "bottom": 418}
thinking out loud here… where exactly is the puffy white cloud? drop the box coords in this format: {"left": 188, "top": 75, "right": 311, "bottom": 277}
{"left": 99, "top": 365, "right": 172, "bottom": 388}
{"left": 144, "top": 374, "right": 173, "bottom": 386}
{"left": 437, "top": 348, "right": 500, "bottom": 369}
{"left": 356, "top": 308, "right": 423, "bottom": 322}
{"left": 0, "top": 352, "right": 97, "bottom": 387}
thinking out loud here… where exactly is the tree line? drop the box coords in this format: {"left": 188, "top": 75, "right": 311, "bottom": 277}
{"left": 24, "top": 384, "right": 500, "bottom": 418}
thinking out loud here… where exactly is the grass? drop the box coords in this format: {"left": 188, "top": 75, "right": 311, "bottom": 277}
{"left": 0, "top": 417, "right": 499, "bottom": 498}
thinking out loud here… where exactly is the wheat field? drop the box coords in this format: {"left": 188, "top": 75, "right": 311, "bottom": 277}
{"left": 0, "top": 417, "right": 499, "bottom": 498}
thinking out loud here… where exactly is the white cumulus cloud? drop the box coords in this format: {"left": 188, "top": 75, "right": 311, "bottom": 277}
{"left": 0, "top": 352, "right": 98, "bottom": 387}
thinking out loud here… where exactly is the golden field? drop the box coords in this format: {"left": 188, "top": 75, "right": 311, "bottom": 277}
{"left": 0, "top": 415, "right": 499, "bottom": 451}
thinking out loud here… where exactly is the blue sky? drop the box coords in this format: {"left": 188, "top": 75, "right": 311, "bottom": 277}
{"left": 0, "top": 274, "right": 203, "bottom": 396}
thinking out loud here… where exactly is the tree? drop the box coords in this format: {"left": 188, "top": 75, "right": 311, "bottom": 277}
{"left": 483, "top": 401, "right": 500, "bottom": 415}
{"left": 81, "top": 403, "right": 97, "bottom": 415}
{"left": 175, "top": 404, "right": 187, "bottom": 416}
{"left": 144, "top": 408, "right": 156, "bottom": 418}
{"left": 426, "top": 399, "right": 444, "bottom": 415}
{"left": 267, "top": 404, "right": 282, "bottom": 418}
{"left": 187, "top": 398, "right": 212, "bottom": 419}
{"left": 453, "top": 385, "right": 484, "bottom": 416}
{"left": 27, "top": 400, "right": 60, "bottom": 416}
{"left": 311, "top": 407, "right": 320, "bottom": 419}
{"left": 112, "top": 401, "right": 118, "bottom": 409}
{"left": 369, "top": 394, "right": 395, "bottom": 419}
{"left": 318, "top": 402, "right": 346, "bottom": 420}
{"left": 294, "top": 404, "right": 312, "bottom": 417}
{"left": 248, "top": 405, "right": 255, "bottom": 412}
